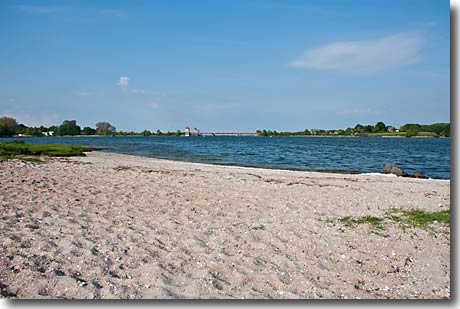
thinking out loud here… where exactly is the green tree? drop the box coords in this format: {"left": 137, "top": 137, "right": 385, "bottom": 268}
{"left": 353, "top": 124, "right": 364, "bottom": 133}
{"left": 362, "top": 125, "right": 373, "bottom": 133}
{"left": 405, "top": 128, "right": 418, "bottom": 137}
{"left": 372, "top": 121, "right": 387, "bottom": 133}
{"left": 48, "top": 125, "right": 58, "bottom": 134}
{"left": 443, "top": 124, "right": 450, "bottom": 137}
{"left": 142, "top": 130, "right": 151, "bottom": 136}
{"left": 96, "top": 122, "right": 116, "bottom": 136}
{"left": 82, "top": 127, "right": 96, "bottom": 135}
{"left": 400, "top": 123, "right": 420, "bottom": 133}
{"left": 0, "top": 117, "right": 18, "bottom": 137}
{"left": 15, "top": 124, "right": 27, "bottom": 135}
{"left": 57, "top": 120, "right": 81, "bottom": 136}
{"left": 25, "top": 127, "right": 43, "bottom": 136}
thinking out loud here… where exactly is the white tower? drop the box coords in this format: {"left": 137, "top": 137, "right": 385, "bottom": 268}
{"left": 184, "top": 126, "right": 191, "bottom": 136}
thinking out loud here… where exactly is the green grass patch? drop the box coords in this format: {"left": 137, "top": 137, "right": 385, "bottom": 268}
{"left": 388, "top": 209, "right": 450, "bottom": 229}
{"left": 0, "top": 141, "right": 90, "bottom": 157}
{"left": 416, "top": 131, "right": 439, "bottom": 137}
{"left": 355, "top": 132, "right": 439, "bottom": 137}
{"left": 367, "top": 132, "right": 407, "bottom": 137}
{"left": 332, "top": 209, "right": 450, "bottom": 233}
{"left": 338, "top": 216, "right": 385, "bottom": 230}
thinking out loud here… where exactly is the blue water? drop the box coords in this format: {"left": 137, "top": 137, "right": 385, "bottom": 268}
{"left": 1, "top": 136, "right": 450, "bottom": 179}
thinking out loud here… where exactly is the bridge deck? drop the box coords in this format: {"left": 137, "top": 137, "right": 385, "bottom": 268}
{"left": 200, "top": 132, "right": 256, "bottom": 136}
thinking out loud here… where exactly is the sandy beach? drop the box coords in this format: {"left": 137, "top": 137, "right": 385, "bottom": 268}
{"left": 0, "top": 151, "right": 450, "bottom": 299}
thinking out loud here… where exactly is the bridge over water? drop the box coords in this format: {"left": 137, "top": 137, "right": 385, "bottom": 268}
{"left": 199, "top": 131, "right": 256, "bottom": 136}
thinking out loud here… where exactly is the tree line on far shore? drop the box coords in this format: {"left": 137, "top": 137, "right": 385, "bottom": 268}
{"left": 0, "top": 117, "right": 450, "bottom": 138}
{"left": 257, "top": 121, "right": 450, "bottom": 137}
{"left": 0, "top": 117, "right": 184, "bottom": 137}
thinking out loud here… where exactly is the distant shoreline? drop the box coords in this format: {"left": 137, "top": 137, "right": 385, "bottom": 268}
{"left": 8, "top": 134, "right": 450, "bottom": 138}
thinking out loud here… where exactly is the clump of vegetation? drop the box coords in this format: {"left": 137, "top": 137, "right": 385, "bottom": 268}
{"left": 331, "top": 209, "right": 450, "bottom": 233}
{"left": 250, "top": 224, "right": 265, "bottom": 230}
{"left": 0, "top": 141, "right": 90, "bottom": 158}
{"left": 337, "top": 216, "right": 385, "bottom": 230}
{"left": 256, "top": 122, "right": 450, "bottom": 137}
{"left": 387, "top": 209, "right": 450, "bottom": 229}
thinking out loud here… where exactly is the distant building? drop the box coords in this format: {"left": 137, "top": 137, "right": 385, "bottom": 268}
{"left": 42, "top": 131, "right": 54, "bottom": 136}
{"left": 387, "top": 126, "right": 395, "bottom": 133}
{"left": 184, "top": 126, "right": 191, "bottom": 137}
{"left": 193, "top": 128, "right": 200, "bottom": 136}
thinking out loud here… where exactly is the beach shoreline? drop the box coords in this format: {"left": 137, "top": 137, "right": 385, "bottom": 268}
{"left": 0, "top": 151, "right": 450, "bottom": 299}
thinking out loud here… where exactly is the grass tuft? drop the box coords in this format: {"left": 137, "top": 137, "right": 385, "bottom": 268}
{"left": 0, "top": 141, "right": 89, "bottom": 157}
{"left": 338, "top": 216, "right": 385, "bottom": 230}
{"left": 389, "top": 209, "right": 450, "bottom": 229}
{"left": 332, "top": 209, "right": 450, "bottom": 233}
{"left": 250, "top": 224, "right": 265, "bottom": 230}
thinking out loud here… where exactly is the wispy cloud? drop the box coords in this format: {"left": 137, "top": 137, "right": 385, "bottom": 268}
{"left": 290, "top": 32, "right": 425, "bottom": 74}
{"left": 16, "top": 5, "right": 62, "bottom": 14}
{"left": 77, "top": 91, "right": 92, "bottom": 96}
{"left": 117, "top": 76, "right": 129, "bottom": 92}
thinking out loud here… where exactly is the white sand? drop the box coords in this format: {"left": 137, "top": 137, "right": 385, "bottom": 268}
{"left": 0, "top": 152, "right": 450, "bottom": 299}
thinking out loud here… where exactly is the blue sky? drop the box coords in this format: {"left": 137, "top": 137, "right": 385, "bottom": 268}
{"left": 0, "top": 0, "right": 450, "bottom": 131}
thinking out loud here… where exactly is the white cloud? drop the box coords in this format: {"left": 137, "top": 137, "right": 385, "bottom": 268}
{"left": 290, "top": 32, "right": 425, "bottom": 74}
{"left": 117, "top": 76, "right": 129, "bottom": 92}
{"left": 16, "top": 5, "right": 61, "bottom": 14}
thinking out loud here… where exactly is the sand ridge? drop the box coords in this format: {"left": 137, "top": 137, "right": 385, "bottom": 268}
{"left": 0, "top": 152, "right": 450, "bottom": 299}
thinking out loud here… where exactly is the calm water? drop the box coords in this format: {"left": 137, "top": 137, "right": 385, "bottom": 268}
{"left": 1, "top": 136, "right": 450, "bottom": 179}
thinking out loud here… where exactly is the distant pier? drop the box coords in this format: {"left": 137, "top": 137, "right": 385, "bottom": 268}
{"left": 199, "top": 131, "right": 256, "bottom": 136}
{"left": 183, "top": 126, "right": 256, "bottom": 136}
